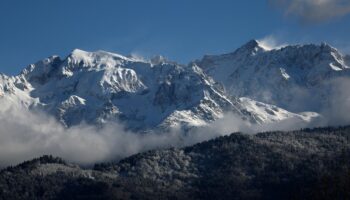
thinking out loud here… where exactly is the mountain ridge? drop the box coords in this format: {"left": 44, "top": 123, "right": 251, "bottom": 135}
{"left": 196, "top": 40, "right": 350, "bottom": 112}
{"left": 0, "top": 42, "right": 322, "bottom": 131}
{"left": 1, "top": 40, "right": 348, "bottom": 131}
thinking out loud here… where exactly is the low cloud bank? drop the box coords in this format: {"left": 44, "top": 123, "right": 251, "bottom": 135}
{"left": 0, "top": 104, "right": 186, "bottom": 167}
{"left": 320, "top": 77, "right": 350, "bottom": 126}
{"left": 0, "top": 103, "right": 307, "bottom": 167}
{"left": 1, "top": 77, "right": 350, "bottom": 167}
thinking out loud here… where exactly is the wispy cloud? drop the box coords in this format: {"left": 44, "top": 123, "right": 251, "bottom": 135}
{"left": 257, "top": 35, "right": 288, "bottom": 50}
{"left": 269, "top": 0, "right": 350, "bottom": 23}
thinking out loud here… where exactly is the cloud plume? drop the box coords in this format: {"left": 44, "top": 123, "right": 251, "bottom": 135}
{"left": 269, "top": 0, "right": 350, "bottom": 23}
{"left": 257, "top": 35, "right": 288, "bottom": 50}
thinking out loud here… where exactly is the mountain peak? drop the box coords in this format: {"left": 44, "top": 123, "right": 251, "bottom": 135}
{"left": 68, "top": 49, "right": 140, "bottom": 64}
{"left": 70, "top": 48, "right": 87, "bottom": 55}
{"left": 67, "top": 49, "right": 93, "bottom": 65}
{"left": 245, "top": 39, "right": 260, "bottom": 48}
{"left": 319, "top": 42, "right": 339, "bottom": 54}
{"left": 234, "top": 39, "right": 267, "bottom": 56}
{"left": 150, "top": 55, "right": 167, "bottom": 65}
{"left": 20, "top": 55, "right": 62, "bottom": 81}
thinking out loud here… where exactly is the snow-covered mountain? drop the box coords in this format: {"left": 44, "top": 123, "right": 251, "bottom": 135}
{"left": 196, "top": 40, "right": 350, "bottom": 112}
{"left": 0, "top": 48, "right": 313, "bottom": 131}
{"left": 4, "top": 40, "right": 344, "bottom": 131}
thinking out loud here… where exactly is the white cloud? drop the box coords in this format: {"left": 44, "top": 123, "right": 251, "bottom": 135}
{"left": 319, "top": 77, "right": 350, "bottom": 125}
{"left": 257, "top": 35, "right": 288, "bottom": 50}
{"left": 1, "top": 76, "right": 350, "bottom": 167}
{"left": 269, "top": 0, "right": 350, "bottom": 23}
{"left": 0, "top": 101, "right": 313, "bottom": 167}
{"left": 0, "top": 102, "right": 184, "bottom": 167}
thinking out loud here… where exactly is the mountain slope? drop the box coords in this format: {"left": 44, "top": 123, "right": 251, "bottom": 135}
{"left": 1, "top": 126, "right": 350, "bottom": 200}
{"left": 196, "top": 40, "right": 350, "bottom": 112}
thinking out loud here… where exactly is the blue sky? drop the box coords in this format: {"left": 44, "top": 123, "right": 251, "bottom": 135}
{"left": 1, "top": 0, "right": 350, "bottom": 75}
